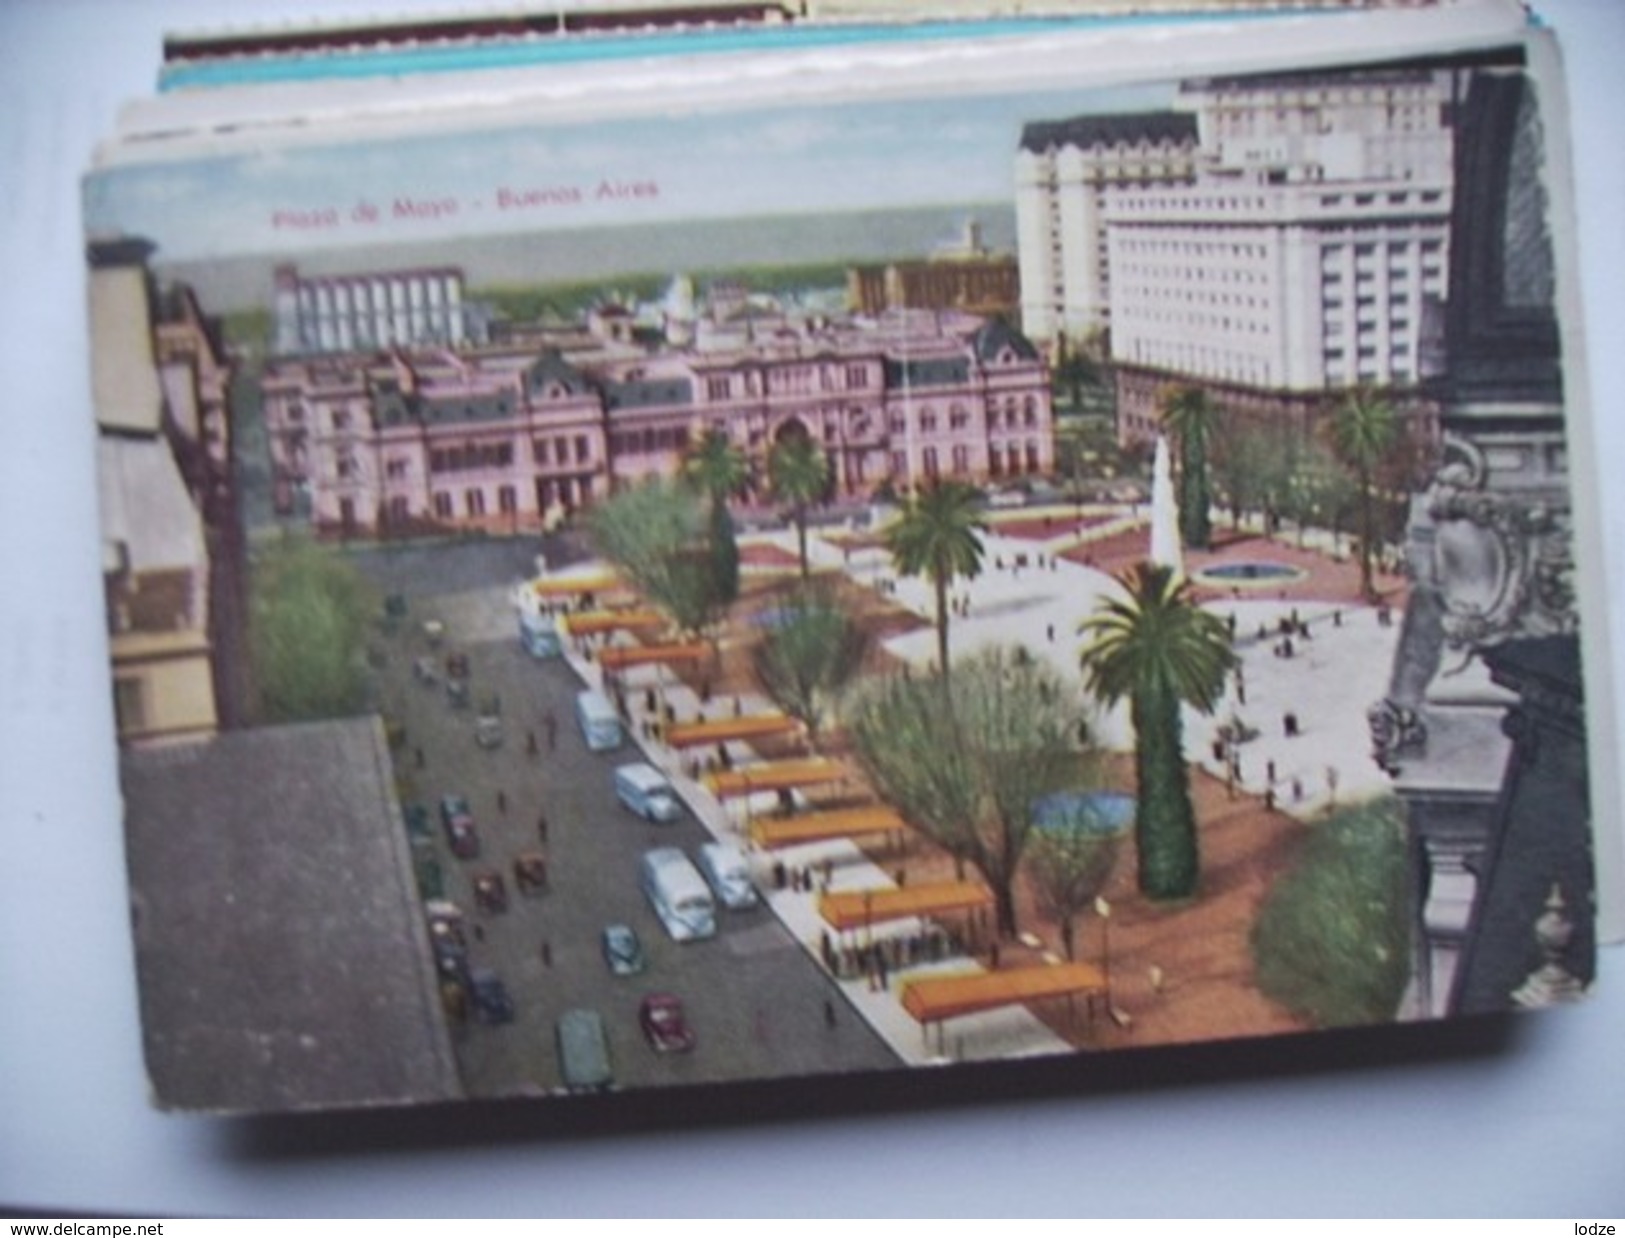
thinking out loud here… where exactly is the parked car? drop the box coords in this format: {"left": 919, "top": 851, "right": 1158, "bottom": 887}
{"left": 469, "top": 968, "right": 515, "bottom": 1025}
{"left": 600, "top": 923, "right": 646, "bottom": 976}
{"left": 425, "top": 900, "right": 467, "bottom": 980}
{"left": 439, "top": 795, "right": 480, "bottom": 859}
{"left": 555, "top": 1009, "right": 614, "bottom": 1093}
{"left": 402, "top": 803, "right": 432, "bottom": 844}
{"left": 513, "top": 851, "right": 549, "bottom": 896}
{"left": 473, "top": 870, "right": 508, "bottom": 913}
{"left": 638, "top": 993, "right": 696, "bottom": 1053}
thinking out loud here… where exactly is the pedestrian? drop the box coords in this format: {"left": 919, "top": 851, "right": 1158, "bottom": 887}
{"left": 414, "top": 746, "right": 425, "bottom": 769}
{"left": 1292, "top": 777, "right": 1304, "bottom": 802}
{"left": 526, "top": 729, "right": 537, "bottom": 756}
{"left": 1284, "top": 711, "right": 1299, "bottom": 738}
{"left": 537, "top": 813, "right": 549, "bottom": 843}
{"left": 544, "top": 711, "right": 558, "bottom": 751}
{"left": 824, "top": 998, "right": 837, "bottom": 1029}
{"left": 497, "top": 790, "right": 507, "bottom": 814}
{"left": 1266, "top": 758, "right": 1277, "bottom": 783}
{"left": 989, "top": 942, "right": 1001, "bottom": 970}
{"left": 541, "top": 940, "right": 553, "bottom": 967}
{"left": 473, "top": 923, "right": 485, "bottom": 944}
{"left": 1264, "top": 787, "right": 1276, "bottom": 811}
{"left": 1237, "top": 680, "right": 1247, "bottom": 706}
{"left": 1047, "top": 623, "right": 1055, "bottom": 643}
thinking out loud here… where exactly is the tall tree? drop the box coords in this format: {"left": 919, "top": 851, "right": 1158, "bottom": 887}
{"left": 682, "top": 428, "right": 748, "bottom": 605}
{"left": 766, "top": 432, "right": 830, "bottom": 581}
{"left": 885, "top": 480, "right": 986, "bottom": 683}
{"left": 1078, "top": 562, "right": 1235, "bottom": 900}
{"left": 1328, "top": 388, "right": 1400, "bottom": 601}
{"left": 249, "top": 535, "right": 376, "bottom": 723}
{"left": 589, "top": 479, "right": 726, "bottom": 638}
{"left": 847, "top": 646, "right": 1092, "bottom": 937}
{"left": 1160, "top": 385, "right": 1217, "bottom": 551}
{"left": 751, "top": 588, "right": 868, "bottom": 748}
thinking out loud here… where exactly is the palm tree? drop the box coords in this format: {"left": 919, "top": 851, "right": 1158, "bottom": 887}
{"left": 1328, "top": 388, "right": 1399, "bottom": 602}
{"left": 885, "top": 480, "right": 987, "bottom": 683}
{"left": 1160, "top": 385, "right": 1216, "bottom": 551}
{"left": 682, "top": 427, "right": 747, "bottom": 511}
{"left": 767, "top": 432, "right": 830, "bottom": 581}
{"left": 681, "top": 428, "right": 748, "bottom": 605}
{"left": 1078, "top": 562, "right": 1234, "bottom": 900}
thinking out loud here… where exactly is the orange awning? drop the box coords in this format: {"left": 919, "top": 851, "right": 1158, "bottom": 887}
{"left": 817, "top": 881, "right": 993, "bottom": 931}
{"left": 666, "top": 714, "right": 801, "bottom": 749}
{"left": 531, "top": 571, "right": 620, "bottom": 597}
{"left": 900, "top": 963, "right": 1105, "bottom": 1025}
{"left": 560, "top": 609, "right": 666, "bottom": 637}
{"left": 596, "top": 641, "right": 710, "bottom": 670}
{"left": 706, "top": 758, "right": 846, "bottom": 798}
{"left": 750, "top": 805, "right": 907, "bottom": 849}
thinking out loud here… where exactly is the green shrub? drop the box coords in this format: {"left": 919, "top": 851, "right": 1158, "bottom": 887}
{"left": 1252, "top": 799, "right": 1411, "bottom": 1027}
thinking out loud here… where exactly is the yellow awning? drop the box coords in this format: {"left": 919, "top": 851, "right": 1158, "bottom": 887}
{"left": 750, "top": 805, "right": 906, "bottom": 848}
{"left": 666, "top": 714, "right": 800, "bottom": 749}
{"left": 596, "top": 641, "right": 710, "bottom": 670}
{"left": 706, "top": 758, "right": 846, "bottom": 798}
{"left": 559, "top": 609, "right": 666, "bottom": 637}
{"left": 531, "top": 571, "right": 620, "bottom": 597}
{"left": 900, "top": 963, "right": 1105, "bottom": 1024}
{"left": 817, "top": 881, "right": 993, "bottom": 931}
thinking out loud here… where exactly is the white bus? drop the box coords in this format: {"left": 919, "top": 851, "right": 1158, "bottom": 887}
{"left": 614, "top": 762, "right": 680, "bottom": 823}
{"left": 638, "top": 847, "right": 716, "bottom": 943}
{"left": 574, "top": 689, "right": 622, "bottom": 752}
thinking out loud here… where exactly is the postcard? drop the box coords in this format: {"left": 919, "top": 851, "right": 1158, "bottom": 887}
{"left": 83, "top": 8, "right": 1608, "bottom": 1113}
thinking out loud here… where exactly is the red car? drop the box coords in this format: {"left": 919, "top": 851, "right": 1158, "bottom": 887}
{"left": 638, "top": 993, "right": 695, "bottom": 1053}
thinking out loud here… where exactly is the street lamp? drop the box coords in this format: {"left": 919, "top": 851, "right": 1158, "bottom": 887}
{"left": 1095, "top": 896, "right": 1132, "bottom": 1028}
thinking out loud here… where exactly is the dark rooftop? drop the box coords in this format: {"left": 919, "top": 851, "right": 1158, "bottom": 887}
{"left": 122, "top": 718, "right": 462, "bottom": 1113}
{"left": 1018, "top": 110, "right": 1197, "bottom": 154}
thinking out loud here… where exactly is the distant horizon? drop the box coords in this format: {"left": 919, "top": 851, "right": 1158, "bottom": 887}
{"left": 156, "top": 200, "right": 1022, "bottom": 314}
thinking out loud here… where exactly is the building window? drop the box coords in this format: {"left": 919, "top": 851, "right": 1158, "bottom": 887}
{"left": 388, "top": 496, "right": 410, "bottom": 524}
{"left": 575, "top": 436, "right": 590, "bottom": 464}
{"left": 113, "top": 677, "right": 147, "bottom": 735}
{"left": 466, "top": 489, "right": 486, "bottom": 518}
{"left": 386, "top": 458, "right": 409, "bottom": 480}
{"left": 923, "top": 447, "right": 939, "bottom": 480}
{"left": 498, "top": 486, "right": 517, "bottom": 515}
{"left": 433, "top": 492, "right": 453, "bottom": 519}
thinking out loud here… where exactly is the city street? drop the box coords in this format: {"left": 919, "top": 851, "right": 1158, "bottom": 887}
{"left": 364, "top": 545, "right": 899, "bottom": 1097}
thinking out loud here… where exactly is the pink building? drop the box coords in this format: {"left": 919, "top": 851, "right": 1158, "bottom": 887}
{"left": 261, "top": 311, "right": 1053, "bottom": 535}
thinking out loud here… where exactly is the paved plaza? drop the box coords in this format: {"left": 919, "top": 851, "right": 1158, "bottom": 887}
{"left": 521, "top": 497, "right": 1419, "bottom": 1067}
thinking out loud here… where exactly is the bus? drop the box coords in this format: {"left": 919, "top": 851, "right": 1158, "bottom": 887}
{"left": 519, "top": 610, "right": 561, "bottom": 658}
{"left": 638, "top": 847, "right": 716, "bottom": 943}
{"left": 574, "top": 689, "right": 622, "bottom": 752}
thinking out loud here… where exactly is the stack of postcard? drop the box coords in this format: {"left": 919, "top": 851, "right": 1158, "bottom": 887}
{"left": 82, "top": 0, "right": 1621, "bottom": 1115}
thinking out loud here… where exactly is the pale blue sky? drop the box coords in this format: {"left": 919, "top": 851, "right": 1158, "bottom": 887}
{"left": 83, "top": 81, "right": 1171, "bottom": 262}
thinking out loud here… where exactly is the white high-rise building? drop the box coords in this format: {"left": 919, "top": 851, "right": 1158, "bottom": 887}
{"left": 1014, "top": 112, "right": 1199, "bottom": 348}
{"left": 1015, "top": 68, "right": 1457, "bottom": 434}
{"left": 1106, "top": 70, "right": 1455, "bottom": 437}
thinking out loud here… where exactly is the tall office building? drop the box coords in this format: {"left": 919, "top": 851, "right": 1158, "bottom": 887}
{"left": 1014, "top": 111, "right": 1199, "bottom": 348}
